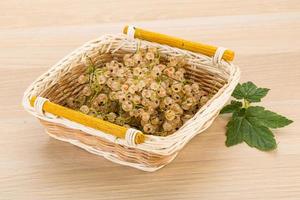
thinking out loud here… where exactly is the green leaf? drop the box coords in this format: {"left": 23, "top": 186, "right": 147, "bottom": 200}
{"left": 223, "top": 81, "right": 293, "bottom": 151}
{"left": 220, "top": 100, "right": 242, "bottom": 114}
{"left": 225, "top": 116, "right": 244, "bottom": 146}
{"left": 246, "top": 106, "right": 293, "bottom": 128}
{"left": 232, "top": 82, "right": 270, "bottom": 102}
{"left": 225, "top": 114, "right": 277, "bottom": 151}
{"left": 241, "top": 118, "right": 277, "bottom": 151}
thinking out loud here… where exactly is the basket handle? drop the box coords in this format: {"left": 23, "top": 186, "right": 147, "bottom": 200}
{"left": 123, "top": 25, "right": 235, "bottom": 62}
{"left": 30, "top": 96, "right": 145, "bottom": 145}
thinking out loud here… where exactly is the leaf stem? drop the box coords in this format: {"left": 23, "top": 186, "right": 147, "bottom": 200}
{"left": 243, "top": 99, "right": 250, "bottom": 109}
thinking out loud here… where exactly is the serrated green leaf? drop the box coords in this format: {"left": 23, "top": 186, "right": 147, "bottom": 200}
{"left": 220, "top": 100, "right": 243, "bottom": 114}
{"left": 242, "top": 121, "right": 277, "bottom": 151}
{"left": 246, "top": 106, "right": 293, "bottom": 128}
{"left": 225, "top": 116, "right": 244, "bottom": 146}
{"left": 225, "top": 109, "right": 277, "bottom": 151}
{"left": 232, "top": 82, "right": 269, "bottom": 102}
{"left": 231, "top": 83, "right": 244, "bottom": 99}
{"left": 250, "top": 88, "right": 270, "bottom": 102}
{"left": 223, "top": 81, "right": 293, "bottom": 151}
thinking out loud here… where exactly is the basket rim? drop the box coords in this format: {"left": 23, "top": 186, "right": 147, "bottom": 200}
{"left": 22, "top": 33, "right": 240, "bottom": 155}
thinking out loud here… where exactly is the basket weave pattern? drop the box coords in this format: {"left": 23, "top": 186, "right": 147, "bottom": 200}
{"left": 23, "top": 34, "right": 240, "bottom": 171}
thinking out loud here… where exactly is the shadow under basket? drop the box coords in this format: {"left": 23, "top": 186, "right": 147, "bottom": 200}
{"left": 23, "top": 31, "right": 240, "bottom": 171}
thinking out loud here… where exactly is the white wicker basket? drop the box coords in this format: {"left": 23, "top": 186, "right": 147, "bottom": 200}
{"left": 23, "top": 27, "right": 240, "bottom": 171}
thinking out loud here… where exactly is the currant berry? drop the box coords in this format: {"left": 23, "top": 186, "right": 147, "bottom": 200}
{"left": 80, "top": 105, "right": 90, "bottom": 114}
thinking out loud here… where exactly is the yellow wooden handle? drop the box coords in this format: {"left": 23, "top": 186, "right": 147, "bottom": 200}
{"left": 123, "top": 25, "right": 235, "bottom": 62}
{"left": 30, "top": 96, "right": 145, "bottom": 144}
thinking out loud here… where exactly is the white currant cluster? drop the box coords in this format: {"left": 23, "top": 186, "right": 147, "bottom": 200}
{"left": 66, "top": 47, "right": 209, "bottom": 136}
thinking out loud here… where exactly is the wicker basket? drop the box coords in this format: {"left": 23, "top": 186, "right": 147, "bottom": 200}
{"left": 22, "top": 26, "right": 240, "bottom": 171}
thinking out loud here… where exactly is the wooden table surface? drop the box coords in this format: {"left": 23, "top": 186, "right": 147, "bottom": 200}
{"left": 1, "top": 1, "right": 299, "bottom": 199}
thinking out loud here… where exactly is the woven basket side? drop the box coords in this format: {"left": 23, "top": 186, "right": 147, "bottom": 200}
{"left": 40, "top": 119, "right": 177, "bottom": 171}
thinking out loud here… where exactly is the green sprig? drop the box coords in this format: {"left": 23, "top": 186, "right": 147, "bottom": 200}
{"left": 220, "top": 81, "right": 293, "bottom": 151}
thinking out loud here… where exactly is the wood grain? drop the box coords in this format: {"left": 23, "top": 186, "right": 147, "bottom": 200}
{"left": 0, "top": 1, "right": 299, "bottom": 199}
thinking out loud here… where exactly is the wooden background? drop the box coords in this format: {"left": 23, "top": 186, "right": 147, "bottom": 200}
{"left": 1, "top": 1, "right": 299, "bottom": 199}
